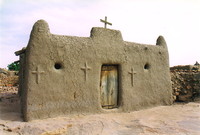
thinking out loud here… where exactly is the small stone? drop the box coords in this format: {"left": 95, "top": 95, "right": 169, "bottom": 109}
{"left": 177, "top": 89, "right": 181, "bottom": 92}
{"left": 184, "top": 90, "right": 187, "bottom": 94}
{"left": 186, "top": 85, "right": 192, "bottom": 89}
{"left": 175, "top": 92, "right": 179, "bottom": 96}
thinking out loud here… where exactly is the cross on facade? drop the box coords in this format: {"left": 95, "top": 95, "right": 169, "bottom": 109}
{"left": 81, "top": 62, "right": 91, "bottom": 81}
{"left": 100, "top": 16, "right": 112, "bottom": 28}
{"left": 128, "top": 68, "right": 137, "bottom": 87}
{"left": 32, "top": 66, "right": 45, "bottom": 84}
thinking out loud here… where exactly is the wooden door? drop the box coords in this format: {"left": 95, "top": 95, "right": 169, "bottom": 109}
{"left": 100, "top": 65, "right": 118, "bottom": 109}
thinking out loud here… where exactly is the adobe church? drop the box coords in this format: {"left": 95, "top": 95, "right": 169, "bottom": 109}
{"left": 16, "top": 19, "right": 172, "bottom": 121}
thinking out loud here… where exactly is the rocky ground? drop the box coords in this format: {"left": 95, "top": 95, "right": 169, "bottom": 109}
{"left": 0, "top": 68, "right": 200, "bottom": 135}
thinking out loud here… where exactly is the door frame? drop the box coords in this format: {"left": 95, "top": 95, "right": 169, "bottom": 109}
{"left": 100, "top": 64, "right": 121, "bottom": 109}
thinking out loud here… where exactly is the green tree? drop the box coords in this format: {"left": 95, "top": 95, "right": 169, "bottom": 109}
{"left": 7, "top": 61, "right": 20, "bottom": 71}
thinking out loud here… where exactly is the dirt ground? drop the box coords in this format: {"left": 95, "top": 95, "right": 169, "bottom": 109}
{"left": 0, "top": 88, "right": 200, "bottom": 135}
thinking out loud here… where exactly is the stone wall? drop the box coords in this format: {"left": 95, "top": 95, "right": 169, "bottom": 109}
{"left": 171, "top": 66, "right": 200, "bottom": 102}
{"left": 0, "top": 69, "right": 18, "bottom": 96}
{"left": 0, "top": 69, "right": 18, "bottom": 87}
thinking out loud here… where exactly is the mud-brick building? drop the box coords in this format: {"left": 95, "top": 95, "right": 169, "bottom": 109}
{"left": 16, "top": 20, "right": 172, "bottom": 121}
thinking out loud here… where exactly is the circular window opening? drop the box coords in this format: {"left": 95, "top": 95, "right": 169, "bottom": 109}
{"left": 144, "top": 63, "right": 150, "bottom": 70}
{"left": 54, "top": 63, "right": 62, "bottom": 70}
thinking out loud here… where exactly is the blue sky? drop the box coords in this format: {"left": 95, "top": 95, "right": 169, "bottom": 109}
{"left": 0, "top": 0, "right": 200, "bottom": 68}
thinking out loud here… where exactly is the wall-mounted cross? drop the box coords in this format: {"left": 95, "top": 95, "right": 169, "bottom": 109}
{"left": 81, "top": 62, "right": 91, "bottom": 81}
{"left": 128, "top": 68, "right": 137, "bottom": 87}
{"left": 100, "top": 16, "right": 112, "bottom": 28}
{"left": 31, "top": 66, "right": 45, "bottom": 84}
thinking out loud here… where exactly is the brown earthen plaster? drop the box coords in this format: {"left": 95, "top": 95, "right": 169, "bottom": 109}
{"left": 18, "top": 20, "right": 172, "bottom": 121}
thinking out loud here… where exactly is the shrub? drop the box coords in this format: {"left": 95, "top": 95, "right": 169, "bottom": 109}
{"left": 7, "top": 61, "right": 20, "bottom": 71}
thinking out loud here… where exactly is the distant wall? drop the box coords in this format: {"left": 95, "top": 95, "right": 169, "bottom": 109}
{"left": 171, "top": 67, "right": 200, "bottom": 102}
{"left": 0, "top": 69, "right": 18, "bottom": 87}
{"left": 170, "top": 65, "right": 200, "bottom": 71}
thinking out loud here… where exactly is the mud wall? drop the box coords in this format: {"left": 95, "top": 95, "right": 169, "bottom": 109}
{"left": 20, "top": 20, "right": 172, "bottom": 121}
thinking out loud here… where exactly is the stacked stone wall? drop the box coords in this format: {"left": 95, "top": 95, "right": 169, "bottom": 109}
{"left": 171, "top": 68, "right": 200, "bottom": 102}
{"left": 0, "top": 69, "right": 18, "bottom": 94}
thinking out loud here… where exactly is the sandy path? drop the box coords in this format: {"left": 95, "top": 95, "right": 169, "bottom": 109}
{"left": 0, "top": 92, "right": 200, "bottom": 135}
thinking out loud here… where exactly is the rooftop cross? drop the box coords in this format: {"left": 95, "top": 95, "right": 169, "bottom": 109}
{"left": 100, "top": 16, "right": 112, "bottom": 28}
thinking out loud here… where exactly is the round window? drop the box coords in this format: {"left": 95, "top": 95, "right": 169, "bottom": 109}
{"left": 144, "top": 63, "right": 150, "bottom": 70}
{"left": 54, "top": 63, "right": 62, "bottom": 70}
